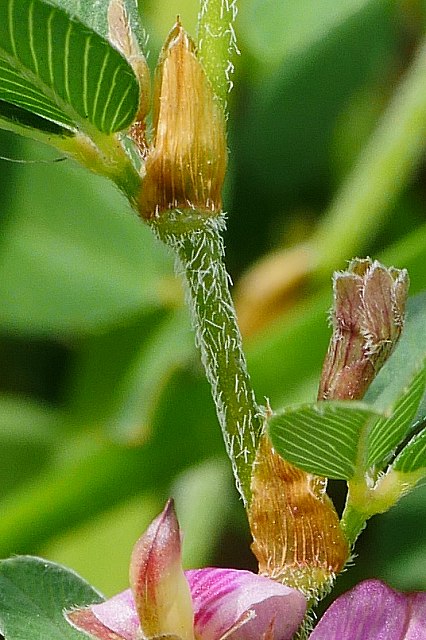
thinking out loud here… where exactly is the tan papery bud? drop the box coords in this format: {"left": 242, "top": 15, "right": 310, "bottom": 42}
{"left": 249, "top": 434, "right": 349, "bottom": 600}
{"left": 139, "top": 20, "right": 227, "bottom": 219}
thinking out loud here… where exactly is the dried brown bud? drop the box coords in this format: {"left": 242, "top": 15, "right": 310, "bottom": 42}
{"left": 138, "top": 21, "right": 227, "bottom": 220}
{"left": 249, "top": 434, "right": 349, "bottom": 599}
{"left": 318, "top": 258, "right": 409, "bottom": 401}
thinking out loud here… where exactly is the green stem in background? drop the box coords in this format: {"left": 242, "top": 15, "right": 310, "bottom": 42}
{"left": 0, "top": 115, "right": 141, "bottom": 205}
{"left": 312, "top": 34, "right": 426, "bottom": 277}
{"left": 154, "top": 213, "right": 263, "bottom": 505}
{"left": 197, "top": 0, "right": 239, "bottom": 107}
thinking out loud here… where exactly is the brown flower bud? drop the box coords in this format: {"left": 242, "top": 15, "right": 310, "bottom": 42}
{"left": 249, "top": 434, "right": 349, "bottom": 600}
{"left": 139, "top": 20, "right": 227, "bottom": 220}
{"left": 318, "top": 258, "right": 409, "bottom": 401}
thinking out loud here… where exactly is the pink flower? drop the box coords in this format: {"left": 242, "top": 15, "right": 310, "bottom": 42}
{"left": 66, "top": 500, "right": 307, "bottom": 640}
{"left": 310, "top": 579, "right": 426, "bottom": 640}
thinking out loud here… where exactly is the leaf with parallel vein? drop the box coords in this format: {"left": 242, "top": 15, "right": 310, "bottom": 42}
{"left": 366, "top": 367, "right": 426, "bottom": 468}
{"left": 269, "top": 365, "right": 426, "bottom": 481}
{"left": 52, "top": 0, "right": 145, "bottom": 49}
{"left": 393, "top": 420, "right": 426, "bottom": 475}
{"left": 0, "top": 98, "right": 71, "bottom": 135}
{"left": 0, "top": 0, "right": 140, "bottom": 135}
{"left": 268, "top": 401, "right": 384, "bottom": 480}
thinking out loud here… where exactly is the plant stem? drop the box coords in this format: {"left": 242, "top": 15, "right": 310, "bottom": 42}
{"left": 154, "top": 213, "right": 263, "bottom": 505}
{"left": 340, "top": 503, "right": 367, "bottom": 547}
{"left": 197, "top": 0, "right": 239, "bottom": 107}
{"left": 312, "top": 34, "right": 426, "bottom": 277}
{"left": 0, "top": 115, "right": 141, "bottom": 204}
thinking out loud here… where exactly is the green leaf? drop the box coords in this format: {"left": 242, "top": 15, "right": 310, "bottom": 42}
{"left": 42, "top": 492, "right": 161, "bottom": 596}
{"left": 362, "top": 294, "right": 426, "bottom": 466}
{"left": 364, "top": 293, "right": 426, "bottom": 412}
{"left": 104, "top": 310, "right": 194, "bottom": 443}
{"left": 0, "top": 395, "right": 59, "bottom": 444}
{"left": 66, "top": 309, "right": 192, "bottom": 443}
{"left": 52, "top": 0, "right": 145, "bottom": 49}
{"left": 173, "top": 458, "right": 232, "bottom": 569}
{"left": 0, "top": 99, "right": 71, "bottom": 136}
{"left": 0, "top": 148, "right": 175, "bottom": 336}
{"left": 0, "top": 0, "right": 139, "bottom": 135}
{"left": 232, "top": 0, "right": 395, "bottom": 223}
{"left": 393, "top": 421, "right": 426, "bottom": 474}
{"left": 0, "top": 396, "right": 59, "bottom": 498}
{"left": 0, "top": 556, "right": 103, "bottom": 639}
{"left": 366, "top": 368, "right": 426, "bottom": 468}
{"left": 268, "top": 295, "right": 426, "bottom": 480}
{"left": 268, "top": 401, "right": 383, "bottom": 479}
{"left": 0, "top": 370, "right": 222, "bottom": 558}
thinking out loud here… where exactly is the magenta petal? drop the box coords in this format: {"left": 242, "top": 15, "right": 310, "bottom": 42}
{"left": 406, "top": 592, "right": 426, "bottom": 639}
{"left": 185, "top": 568, "right": 306, "bottom": 640}
{"left": 90, "top": 589, "right": 139, "bottom": 640}
{"left": 310, "top": 579, "right": 426, "bottom": 640}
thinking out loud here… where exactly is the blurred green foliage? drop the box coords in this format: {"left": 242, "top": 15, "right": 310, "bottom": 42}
{"left": 0, "top": 0, "right": 425, "bottom": 598}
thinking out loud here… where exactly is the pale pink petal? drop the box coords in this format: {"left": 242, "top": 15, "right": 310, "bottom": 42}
{"left": 185, "top": 568, "right": 307, "bottom": 640}
{"left": 90, "top": 589, "right": 139, "bottom": 640}
{"left": 66, "top": 603, "right": 128, "bottom": 640}
{"left": 130, "top": 499, "right": 194, "bottom": 639}
{"left": 310, "top": 579, "right": 426, "bottom": 640}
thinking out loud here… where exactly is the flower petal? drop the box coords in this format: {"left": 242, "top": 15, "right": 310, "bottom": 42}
{"left": 185, "top": 568, "right": 307, "bottom": 640}
{"left": 405, "top": 592, "right": 426, "bottom": 639}
{"left": 90, "top": 590, "right": 139, "bottom": 640}
{"left": 310, "top": 579, "right": 426, "bottom": 640}
{"left": 66, "top": 590, "right": 138, "bottom": 640}
{"left": 130, "top": 499, "right": 195, "bottom": 640}
{"left": 66, "top": 601, "right": 128, "bottom": 640}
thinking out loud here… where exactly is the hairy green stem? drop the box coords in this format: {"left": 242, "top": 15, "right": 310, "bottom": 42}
{"left": 154, "top": 213, "right": 263, "bottom": 505}
{"left": 341, "top": 466, "right": 425, "bottom": 547}
{"left": 312, "top": 34, "right": 426, "bottom": 276}
{"left": 197, "top": 0, "right": 239, "bottom": 107}
{"left": 340, "top": 504, "right": 367, "bottom": 547}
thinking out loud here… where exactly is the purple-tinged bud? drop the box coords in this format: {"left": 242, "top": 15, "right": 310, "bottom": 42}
{"left": 318, "top": 258, "right": 409, "bottom": 401}
{"left": 130, "top": 499, "right": 195, "bottom": 640}
{"left": 66, "top": 501, "right": 307, "bottom": 640}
